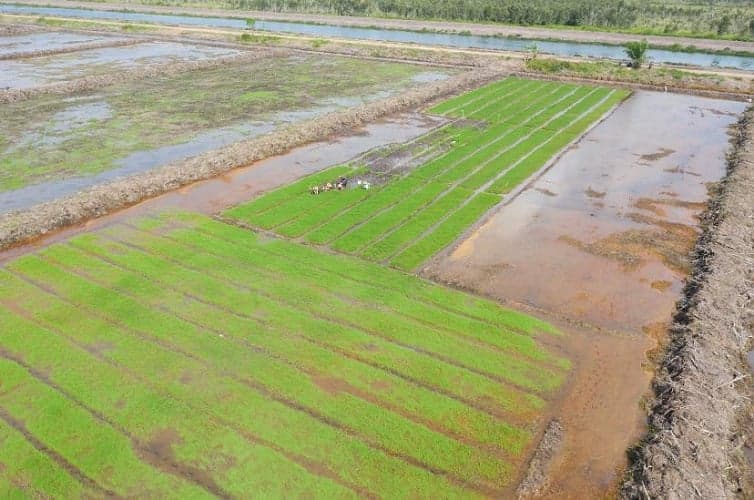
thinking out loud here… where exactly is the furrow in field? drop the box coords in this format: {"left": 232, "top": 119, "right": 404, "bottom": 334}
{"left": 39, "top": 243, "right": 528, "bottom": 471}
{"left": 0, "top": 299, "right": 369, "bottom": 499}
{"left": 0, "top": 338, "right": 222, "bottom": 499}
{"left": 433, "top": 78, "right": 538, "bottom": 118}
{"left": 0, "top": 415, "right": 93, "bottom": 498}
{"left": 0, "top": 347, "right": 235, "bottom": 499}
{"left": 13, "top": 240, "right": 537, "bottom": 436}
{"left": 429, "top": 77, "right": 519, "bottom": 116}
{"left": 181, "top": 212, "right": 558, "bottom": 337}
{"left": 359, "top": 86, "right": 598, "bottom": 264}
{"left": 388, "top": 88, "right": 622, "bottom": 270}
{"left": 277, "top": 139, "right": 448, "bottom": 237}
{"left": 323, "top": 83, "right": 575, "bottom": 253}
{"left": 2, "top": 263, "right": 495, "bottom": 497}
{"left": 95, "top": 229, "right": 563, "bottom": 397}
{"left": 0, "top": 403, "right": 110, "bottom": 498}
{"left": 125, "top": 220, "right": 566, "bottom": 371}
{"left": 0, "top": 290, "right": 373, "bottom": 498}
{"left": 234, "top": 80, "right": 559, "bottom": 248}
{"left": 318, "top": 86, "right": 557, "bottom": 253}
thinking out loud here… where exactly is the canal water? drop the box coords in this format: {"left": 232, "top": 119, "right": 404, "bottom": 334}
{"left": 2, "top": 3, "right": 754, "bottom": 70}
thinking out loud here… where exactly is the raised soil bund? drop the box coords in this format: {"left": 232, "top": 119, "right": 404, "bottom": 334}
{"left": 0, "top": 69, "right": 500, "bottom": 251}
{"left": 622, "top": 108, "right": 754, "bottom": 498}
{"left": 10, "top": 0, "right": 754, "bottom": 55}
{"left": 0, "top": 47, "right": 279, "bottom": 103}
{"left": 0, "top": 36, "right": 141, "bottom": 61}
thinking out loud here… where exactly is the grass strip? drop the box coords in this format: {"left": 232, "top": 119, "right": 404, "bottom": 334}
{"left": 0, "top": 418, "right": 89, "bottom": 498}
{"left": 132, "top": 221, "right": 564, "bottom": 369}
{"left": 80, "top": 232, "right": 563, "bottom": 396}
{"left": 179, "top": 212, "right": 560, "bottom": 336}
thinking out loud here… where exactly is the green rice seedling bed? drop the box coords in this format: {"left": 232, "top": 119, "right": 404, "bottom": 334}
{"left": 0, "top": 211, "right": 573, "bottom": 496}
{"left": 391, "top": 192, "right": 502, "bottom": 271}
{"left": 330, "top": 182, "right": 448, "bottom": 253}
{"left": 359, "top": 187, "right": 472, "bottom": 262}
{"left": 185, "top": 212, "right": 559, "bottom": 336}
{"left": 226, "top": 77, "right": 629, "bottom": 270}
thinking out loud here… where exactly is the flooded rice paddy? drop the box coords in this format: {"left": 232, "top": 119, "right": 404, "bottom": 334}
{"left": 429, "top": 91, "right": 744, "bottom": 333}
{"left": 0, "top": 40, "right": 240, "bottom": 89}
{"left": 0, "top": 112, "right": 444, "bottom": 263}
{"left": 0, "top": 17, "right": 747, "bottom": 495}
{"left": 0, "top": 49, "right": 455, "bottom": 210}
{"left": 424, "top": 90, "right": 745, "bottom": 495}
{"left": 0, "top": 30, "right": 122, "bottom": 56}
{"left": 3, "top": 4, "right": 754, "bottom": 69}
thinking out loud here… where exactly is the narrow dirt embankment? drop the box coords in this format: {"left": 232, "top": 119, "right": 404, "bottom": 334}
{"left": 0, "top": 36, "right": 142, "bottom": 61}
{"left": 0, "top": 69, "right": 500, "bottom": 251}
{"left": 9, "top": 0, "right": 754, "bottom": 54}
{"left": 622, "top": 108, "right": 754, "bottom": 499}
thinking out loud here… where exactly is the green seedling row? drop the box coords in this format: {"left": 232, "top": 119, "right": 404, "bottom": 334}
{"left": 139, "top": 222, "right": 562, "bottom": 368}
{"left": 391, "top": 192, "right": 502, "bottom": 272}
{"left": 176, "top": 213, "right": 561, "bottom": 337}
{"left": 331, "top": 182, "right": 448, "bottom": 254}
{"left": 66, "top": 230, "right": 552, "bottom": 413}
{"left": 359, "top": 187, "right": 472, "bottom": 262}
{"left": 0, "top": 304, "right": 357, "bottom": 499}
{"left": 429, "top": 77, "right": 521, "bottom": 115}
{"left": 0, "top": 418, "right": 93, "bottom": 498}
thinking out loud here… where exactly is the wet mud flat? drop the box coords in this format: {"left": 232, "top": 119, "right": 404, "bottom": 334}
{"left": 0, "top": 52, "right": 454, "bottom": 207}
{"left": 0, "top": 40, "right": 241, "bottom": 89}
{"left": 0, "top": 31, "right": 124, "bottom": 57}
{"left": 0, "top": 112, "right": 444, "bottom": 263}
{"left": 424, "top": 90, "right": 746, "bottom": 495}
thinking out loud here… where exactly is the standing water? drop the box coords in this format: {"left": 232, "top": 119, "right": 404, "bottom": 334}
{"left": 2, "top": 4, "right": 754, "bottom": 70}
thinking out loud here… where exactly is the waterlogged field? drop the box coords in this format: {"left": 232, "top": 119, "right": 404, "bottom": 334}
{"left": 0, "top": 41, "right": 240, "bottom": 89}
{"left": 0, "top": 53, "right": 453, "bottom": 194}
{"left": 226, "top": 77, "right": 630, "bottom": 271}
{"left": 0, "top": 211, "right": 568, "bottom": 497}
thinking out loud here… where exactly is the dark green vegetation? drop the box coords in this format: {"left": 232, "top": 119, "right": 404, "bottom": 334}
{"left": 226, "top": 77, "right": 630, "bottom": 271}
{"left": 112, "top": 0, "right": 754, "bottom": 41}
{"left": 625, "top": 39, "right": 649, "bottom": 68}
{"left": 0, "top": 54, "right": 447, "bottom": 191}
{"left": 0, "top": 211, "right": 568, "bottom": 497}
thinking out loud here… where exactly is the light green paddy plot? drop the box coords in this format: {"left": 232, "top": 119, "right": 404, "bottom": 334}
{"left": 226, "top": 77, "right": 631, "bottom": 271}
{"left": 0, "top": 54, "right": 455, "bottom": 192}
{"left": 0, "top": 210, "right": 568, "bottom": 498}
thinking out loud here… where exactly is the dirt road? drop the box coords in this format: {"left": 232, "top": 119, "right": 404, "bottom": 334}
{"left": 8, "top": 0, "right": 754, "bottom": 54}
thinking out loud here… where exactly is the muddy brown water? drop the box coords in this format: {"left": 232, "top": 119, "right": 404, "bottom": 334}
{"left": 424, "top": 90, "right": 746, "bottom": 496}
{"left": 0, "top": 112, "right": 443, "bottom": 264}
